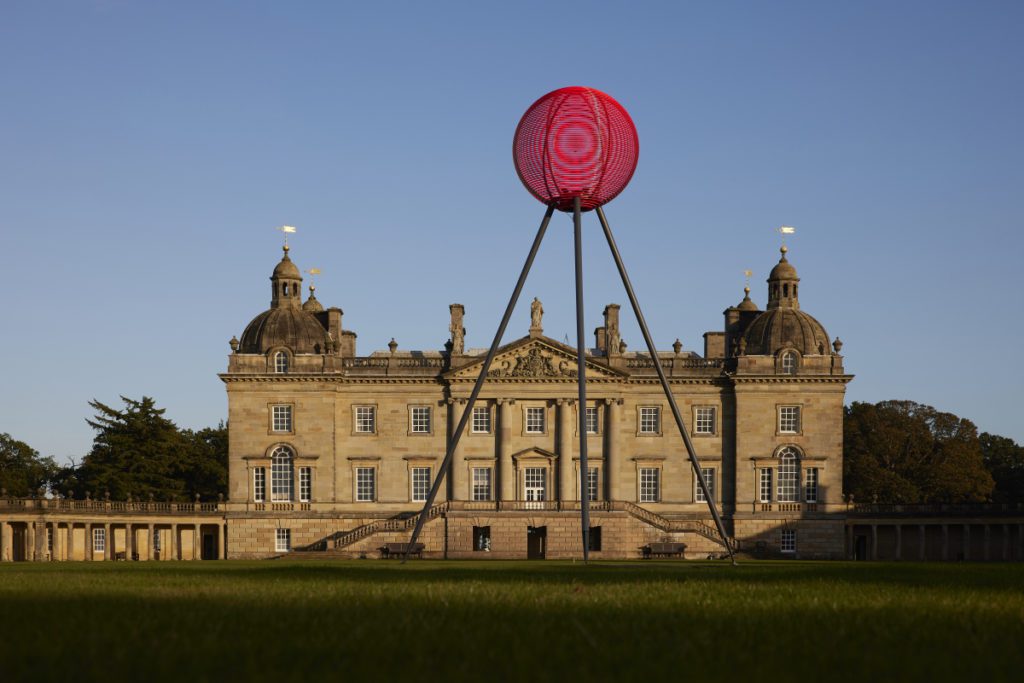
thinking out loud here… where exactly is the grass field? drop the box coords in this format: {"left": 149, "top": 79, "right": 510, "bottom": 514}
{"left": 1, "top": 560, "right": 1022, "bottom": 682}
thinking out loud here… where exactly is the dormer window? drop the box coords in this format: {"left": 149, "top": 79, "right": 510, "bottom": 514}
{"left": 274, "top": 351, "right": 289, "bottom": 374}
{"left": 781, "top": 351, "right": 797, "bottom": 375}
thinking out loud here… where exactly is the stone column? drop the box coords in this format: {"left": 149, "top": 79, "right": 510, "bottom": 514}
{"left": 0, "top": 521, "right": 10, "bottom": 562}
{"left": 450, "top": 400, "right": 467, "bottom": 500}
{"left": 66, "top": 522, "right": 75, "bottom": 562}
{"left": 85, "top": 523, "right": 93, "bottom": 561}
{"left": 127, "top": 523, "right": 135, "bottom": 561}
{"left": 870, "top": 524, "right": 877, "bottom": 561}
{"left": 557, "top": 399, "right": 573, "bottom": 502}
{"left": 193, "top": 523, "right": 202, "bottom": 561}
{"left": 220, "top": 523, "right": 227, "bottom": 560}
{"left": 35, "top": 522, "right": 45, "bottom": 561}
{"left": 498, "top": 400, "right": 515, "bottom": 501}
{"left": 605, "top": 399, "right": 620, "bottom": 501}
{"left": 894, "top": 525, "right": 902, "bottom": 561}
{"left": 53, "top": 522, "right": 63, "bottom": 561}
{"left": 170, "top": 524, "right": 178, "bottom": 560}
{"left": 147, "top": 524, "right": 155, "bottom": 561}
{"left": 918, "top": 524, "right": 926, "bottom": 561}
{"left": 104, "top": 523, "right": 112, "bottom": 561}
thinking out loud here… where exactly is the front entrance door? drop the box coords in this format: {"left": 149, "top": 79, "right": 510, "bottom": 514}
{"left": 11, "top": 525, "right": 26, "bottom": 562}
{"left": 524, "top": 467, "right": 546, "bottom": 510}
{"left": 854, "top": 535, "right": 868, "bottom": 561}
{"left": 527, "top": 526, "right": 547, "bottom": 560}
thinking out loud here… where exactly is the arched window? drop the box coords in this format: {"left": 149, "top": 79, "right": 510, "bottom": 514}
{"left": 271, "top": 445, "right": 294, "bottom": 502}
{"left": 777, "top": 447, "right": 799, "bottom": 502}
{"left": 781, "top": 351, "right": 797, "bottom": 375}
{"left": 274, "top": 351, "right": 288, "bottom": 374}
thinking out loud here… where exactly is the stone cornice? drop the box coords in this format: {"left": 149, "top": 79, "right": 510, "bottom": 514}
{"left": 729, "top": 375, "right": 854, "bottom": 386}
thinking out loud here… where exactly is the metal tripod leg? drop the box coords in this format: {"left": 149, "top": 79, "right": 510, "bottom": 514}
{"left": 404, "top": 203, "right": 556, "bottom": 562}
{"left": 573, "top": 196, "right": 591, "bottom": 562}
{"left": 595, "top": 206, "right": 737, "bottom": 564}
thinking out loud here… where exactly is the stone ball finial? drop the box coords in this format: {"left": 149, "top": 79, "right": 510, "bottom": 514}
{"left": 229, "top": 336, "right": 240, "bottom": 352}
{"left": 832, "top": 337, "right": 843, "bottom": 354}
{"left": 104, "top": 491, "right": 110, "bottom": 501}
{"left": 672, "top": 339, "right": 682, "bottom": 354}
{"left": 388, "top": 338, "right": 398, "bottom": 353}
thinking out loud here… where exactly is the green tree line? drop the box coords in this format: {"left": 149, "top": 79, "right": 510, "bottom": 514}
{"left": 2, "top": 397, "right": 1023, "bottom": 504}
{"left": 1, "top": 396, "right": 226, "bottom": 501}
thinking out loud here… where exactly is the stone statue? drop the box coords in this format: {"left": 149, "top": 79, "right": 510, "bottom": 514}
{"left": 449, "top": 304, "right": 465, "bottom": 355}
{"left": 529, "top": 297, "right": 543, "bottom": 335}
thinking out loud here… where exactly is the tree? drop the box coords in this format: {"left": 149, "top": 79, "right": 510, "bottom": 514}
{"left": 843, "top": 401, "right": 994, "bottom": 504}
{"left": 68, "top": 396, "right": 227, "bottom": 501}
{"left": 980, "top": 432, "right": 1024, "bottom": 503}
{"left": 0, "top": 433, "right": 57, "bottom": 497}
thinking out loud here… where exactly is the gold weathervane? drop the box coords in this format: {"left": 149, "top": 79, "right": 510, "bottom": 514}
{"left": 777, "top": 225, "right": 796, "bottom": 248}
{"left": 304, "top": 267, "right": 321, "bottom": 290}
{"left": 277, "top": 225, "right": 297, "bottom": 248}
{"left": 743, "top": 269, "right": 753, "bottom": 288}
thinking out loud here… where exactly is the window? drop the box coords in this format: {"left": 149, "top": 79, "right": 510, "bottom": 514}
{"left": 271, "top": 446, "right": 294, "bottom": 502}
{"left": 410, "top": 406, "right": 431, "bottom": 434}
{"left": 47, "top": 527, "right": 53, "bottom": 554}
{"left": 804, "top": 468, "right": 819, "bottom": 503}
{"left": 272, "top": 405, "right": 292, "bottom": 432}
{"left": 275, "top": 528, "right": 291, "bottom": 553}
{"left": 781, "top": 351, "right": 797, "bottom": 375}
{"left": 777, "top": 448, "right": 799, "bottom": 502}
{"left": 524, "top": 467, "right": 546, "bottom": 503}
{"left": 355, "top": 406, "right": 376, "bottom": 433}
{"left": 356, "top": 467, "right": 376, "bottom": 502}
{"left": 93, "top": 528, "right": 105, "bottom": 554}
{"left": 781, "top": 529, "right": 796, "bottom": 553}
{"left": 472, "top": 467, "right": 492, "bottom": 501}
{"left": 639, "top": 467, "right": 660, "bottom": 502}
{"left": 274, "top": 351, "right": 288, "bottom": 374}
{"left": 759, "top": 468, "right": 772, "bottom": 503}
{"left": 694, "top": 406, "right": 716, "bottom": 435}
{"left": 585, "top": 406, "right": 599, "bottom": 435}
{"left": 526, "top": 407, "right": 545, "bottom": 434}
{"left": 473, "top": 526, "right": 491, "bottom": 552}
{"left": 639, "top": 407, "right": 660, "bottom": 434}
{"left": 153, "top": 529, "right": 161, "bottom": 553}
{"left": 411, "top": 466, "right": 431, "bottom": 502}
{"left": 779, "top": 406, "right": 801, "bottom": 434}
{"left": 253, "top": 467, "right": 266, "bottom": 503}
{"left": 695, "top": 467, "right": 715, "bottom": 503}
{"left": 472, "top": 405, "right": 491, "bottom": 433}
{"left": 299, "top": 467, "right": 312, "bottom": 503}
{"left": 588, "top": 526, "right": 602, "bottom": 552}
{"left": 586, "top": 467, "right": 599, "bottom": 502}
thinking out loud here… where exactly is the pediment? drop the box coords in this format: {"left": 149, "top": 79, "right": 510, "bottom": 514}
{"left": 445, "top": 337, "right": 625, "bottom": 382}
{"left": 511, "top": 447, "right": 557, "bottom": 461}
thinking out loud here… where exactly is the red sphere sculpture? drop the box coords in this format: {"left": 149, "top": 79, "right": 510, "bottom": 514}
{"left": 513, "top": 86, "right": 639, "bottom": 212}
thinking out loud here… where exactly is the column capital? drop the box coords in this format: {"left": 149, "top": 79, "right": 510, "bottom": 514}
{"left": 603, "top": 397, "right": 624, "bottom": 407}
{"left": 556, "top": 398, "right": 575, "bottom": 407}
{"left": 496, "top": 398, "right": 516, "bottom": 406}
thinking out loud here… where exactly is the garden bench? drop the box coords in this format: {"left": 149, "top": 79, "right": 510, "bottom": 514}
{"left": 640, "top": 542, "right": 687, "bottom": 559}
{"left": 378, "top": 542, "right": 424, "bottom": 559}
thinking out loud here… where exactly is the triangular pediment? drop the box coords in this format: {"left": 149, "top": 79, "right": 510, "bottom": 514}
{"left": 445, "top": 336, "right": 625, "bottom": 382}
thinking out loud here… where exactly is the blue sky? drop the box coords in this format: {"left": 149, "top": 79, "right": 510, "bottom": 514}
{"left": 2, "top": 1, "right": 1022, "bottom": 461}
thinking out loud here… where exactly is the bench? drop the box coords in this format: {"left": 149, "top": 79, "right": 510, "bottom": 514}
{"left": 113, "top": 551, "right": 140, "bottom": 561}
{"left": 378, "top": 542, "right": 424, "bottom": 559}
{"left": 640, "top": 542, "right": 687, "bottom": 559}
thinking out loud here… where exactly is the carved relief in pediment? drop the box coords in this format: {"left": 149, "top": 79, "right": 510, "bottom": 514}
{"left": 488, "top": 347, "right": 577, "bottom": 379}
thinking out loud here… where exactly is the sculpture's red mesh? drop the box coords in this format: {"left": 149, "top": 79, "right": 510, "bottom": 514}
{"left": 514, "top": 86, "right": 639, "bottom": 212}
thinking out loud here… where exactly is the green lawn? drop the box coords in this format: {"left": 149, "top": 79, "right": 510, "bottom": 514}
{"left": 1, "top": 560, "right": 1021, "bottom": 682}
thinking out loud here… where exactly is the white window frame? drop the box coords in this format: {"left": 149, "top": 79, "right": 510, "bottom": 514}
{"left": 271, "top": 445, "right": 294, "bottom": 502}
{"left": 525, "top": 407, "right": 545, "bottom": 434}
{"left": 524, "top": 467, "right": 547, "bottom": 503}
{"left": 779, "top": 405, "right": 801, "bottom": 434}
{"left": 355, "top": 405, "right": 376, "bottom": 434}
{"left": 639, "top": 406, "right": 661, "bottom": 435}
{"left": 299, "top": 466, "right": 312, "bottom": 503}
{"left": 275, "top": 528, "right": 291, "bottom": 553}
{"left": 804, "top": 467, "right": 819, "bottom": 504}
{"left": 639, "top": 467, "right": 660, "bottom": 502}
{"left": 274, "top": 351, "right": 288, "bottom": 374}
{"left": 411, "top": 466, "right": 431, "bottom": 502}
{"left": 472, "top": 467, "right": 492, "bottom": 501}
{"left": 781, "top": 351, "right": 797, "bottom": 375}
{"left": 583, "top": 467, "right": 599, "bottom": 502}
{"left": 271, "top": 404, "right": 293, "bottom": 433}
{"left": 93, "top": 528, "right": 106, "bottom": 553}
{"left": 356, "top": 467, "right": 376, "bottom": 502}
{"left": 585, "top": 406, "right": 599, "bottom": 435}
{"left": 759, "top": 468, "right": 772, "bottom": 503}
{"left": 694, "top": 406, "right": 716, "bottom": 435}
{"left": 471, "top": 405, "right": 491, "bottom": 434}
{"left": 253, "top": 467, "right": 266, "bottom": 503}
{"left": 781, "top": 529, "right": 796, "bottom": 553}
{"left": 410, "top": 406, "right": 431, "bottom": 434}
{"left": 777, "top": 448, "right": 799, "bottom": 503}
{"left": 695, "top": 467, "right": 715, "bottom": 503}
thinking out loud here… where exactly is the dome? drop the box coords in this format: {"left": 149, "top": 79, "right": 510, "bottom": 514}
{"left": 769, "top": 247, "right": 798, "bottom": 281}
{"left": 302, "top": 289, "right": 324, "bottom": 313}
{"left": 738, "top": 287, "right": 758, "bottom": 312}
{"left": 273, "top": 249, "right": 301, "bottom": 280}
{"left": 239, "top": 307, "right": 330, "bottom": 354}
{"left": 743, "top": 307, "right": 831, "bottom": 356}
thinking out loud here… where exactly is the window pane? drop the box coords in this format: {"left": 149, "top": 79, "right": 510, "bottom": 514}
{"left": 585, "top": 407, "right": 599, "bottom": 434}
{"left": 253, "top": 467, "right": 266, "bottom": 503}
{"left": 276, "top": 528, "right": 291, "bottom": 552}
{"left": 695, "top": 467, "right": 715, "bottom": 502}
{"left": 411, "top": 467, "right": 431, "bottom": 502}
{"left": 779, "top": 406, "right": 801, "bottom": 433}
{"left": 781, "top": 529, "right": 796, "bottom": 552}
{"left": 804, "top": 468, "right": 818, "bottom": 503}
{"left": 272, "top": 405, "right": 292, "bottom": 432}
{"left": 411, "top": 407, "right": 431, "bottom": 433}
{"left": 271, "top": 446, "right": 294, "bottom": 502}
{"left": 695, "top": 407, "right": 715, "bottom": 434}
{"left": 777, "top": 449, "right": 798, "bottom": 502}
{"left": 759, "top": 468, "right": 772, "bottom": 503}
{"left": 526, "top": 407, "right": 545, "bottom": 433}
{"left": 274, "top": 352, "right": 288, "bottom": 373}
{"left": 356, "top": 467, "right": 376, "bottom": 502}
{"left": 472, "top": 468, "right": 492, "bottom": 501}
{"left": 640, "top": 407, "right": 660, "bottom": 434}
{"left": 356, "top": 406, "right": 376, "bottom": 433}
{"left": 299, "top": 467, "right": 311, "bottom": 503}
{"left": 639, "top": 468, "right": 660, "bottom": 502}
{"left": 472, "top": 406, "right": 491, "bottom": 433}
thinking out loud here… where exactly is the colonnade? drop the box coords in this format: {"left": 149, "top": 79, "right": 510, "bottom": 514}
{"left": 0, "top": 519, "right": 228, "bottom": 562}
{"left": 847, "top": 521, "right": 1024, "bottom": 561}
